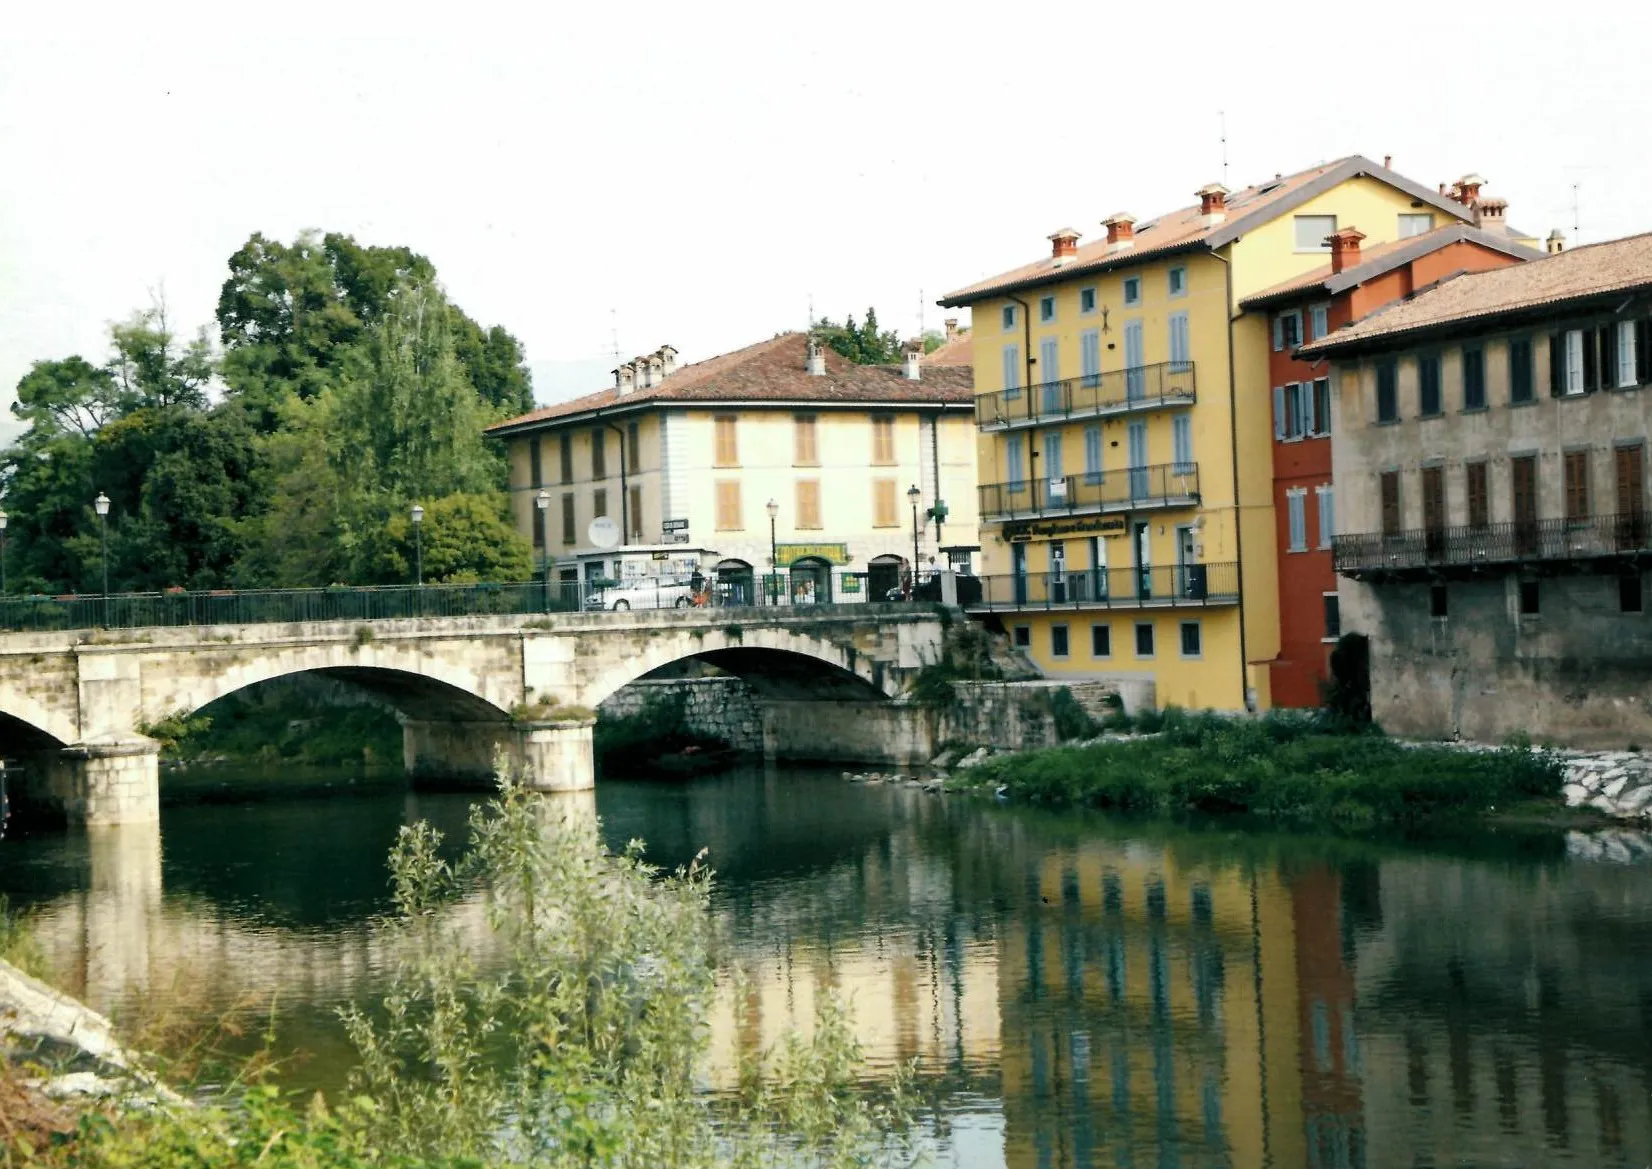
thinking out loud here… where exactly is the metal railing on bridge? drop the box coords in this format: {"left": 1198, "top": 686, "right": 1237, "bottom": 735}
{"left": 0, "top": 574, "right": 948, "bottom": 633}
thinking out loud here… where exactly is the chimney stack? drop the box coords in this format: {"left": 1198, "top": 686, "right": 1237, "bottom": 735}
{"left": 656, "top": 344, "right": 678, "bottom": 378}
{"left": 903, "top": 340, "right": 923, "bottom": 381}
{"left": 1547, "top": 229, "right": 1566, "bottom": 255}
{"left": 1327, "top": 227, "right": 1366, "bottom": 275}
{"left": 1047, "top": 227, "right": 1081, "bottom": 264}
{"left": 1473, "top": 196, "right": 1509, "bottom": 234}
{"left": 615, "top": 362, "right": 636, "bottom": 395}
{"left": 1102, "top": 212, "right": 1136, "bottom": 252}
{"left": 806, "top": 335, "right": 826, "bottom": 376}
{"left": 1383, "top": 154, "right": 1393, "bottom": 169}
{"left": 1196, "top": 183, "right": 1229, "bottom": 227}
{"left": 944, "top": 318, "right": 959, "bottom": 341}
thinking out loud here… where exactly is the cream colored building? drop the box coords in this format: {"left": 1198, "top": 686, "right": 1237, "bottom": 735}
{"left": 485, "top": 332, "right": 977, "bottom": 603}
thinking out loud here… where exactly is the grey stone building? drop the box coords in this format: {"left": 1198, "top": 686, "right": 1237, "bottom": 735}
{"left": 1302, "top": 232, "right": 1652, "bottom": 746}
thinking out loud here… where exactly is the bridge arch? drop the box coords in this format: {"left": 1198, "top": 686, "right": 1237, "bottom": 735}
{"left": 0, "top": 696, "right": 76, "bottom": 752}
{"left": 578, "top": 624, "right": 897, "bottom": 709}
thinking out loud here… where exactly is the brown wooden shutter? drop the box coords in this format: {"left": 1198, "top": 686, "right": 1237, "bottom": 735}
{"left": 1466, "top": 462, "right": 1488, "bottom": 528}
{"left": 1550, "top": 333, "right": 1565, "bottom": 396}
{"left": 715, "top": 481, "right": 742, "bottom": 530}
{"left": 1421, "top": 466, "right": 1445, "bottom": 556}
{"left": 873, "top": 479, "right": 898, "bottom": 527}
{"left": 560, "top": 433, "right": 574, "bottom": 483}
{"left": 1583, "top": 329, "right": 1600, "bottom": 393}
{"left": 1599, "top": 325, "right": 1617, "bottom": 391}
{"left": 796, "top": 479, "right": 822, "bottom": 529}
{"left": 560, "top": 494, "right": 575, "bottom": 544}
{"left": 591, "top": 429, "right": 607, "bottom": 478}
{"left": 1617, "top": 445, "right": 1644, "bottom": 516}
{"left": 1380, "top": 471, "right": 1401, "bottom": 536}
{"left": 1637, "top": 320, "right": 1652, "bottom": 385}
{"left": 1564, "top": 451, "right": 1590, "bottom": 520}
{"left": 628, "top": 486, "right": 643, "bottom": 539}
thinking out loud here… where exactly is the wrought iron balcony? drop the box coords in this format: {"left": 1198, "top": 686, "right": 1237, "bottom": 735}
{"left": 963, "top": 563, "right": 1239, "bottom": 612}
{"left": 1333, "top": 513, "right": 1652, "bottom": 580}
{"left": 980, "top": 463, "right": 1200, "bottom": 523}
{"left": 978, "top": 362, "right": 1196, "bottom": 431}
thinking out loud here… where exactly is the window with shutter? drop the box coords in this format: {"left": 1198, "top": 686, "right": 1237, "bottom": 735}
{"left": 1418, "top": 354, "right": 1442, "bottom": 416}
{"left": 1006, "top": 435, "right": 1026, "bottom": 488}
{"left": 1283, "top": 382, "right": 1302, "bottom": 439}
{"left": 1570, "top": 329, "right": 1589, "bottom": 394}
{"left": 1080, "top": 330, "right": 1101, "bottom": 388}
{"left": 591, "top": 429, "right": 608, "bottom": 478}
{"left": 1596, "top": 325, "right": 1614, "bottom": 392}
{"left": 627, "top": 422, "right": 640, "bottom": 470}
{"left": 1316, "top": 485, "right": 1335, "bottom": 548}
{"left": 1002, "top": 345, "right": 1021, "bottom": 399}
{"left": 560, "top": 493, "right": 575, "bottom": 544}
{"left": 1312, "top": 379, "right": 1332, "bottom": 436}
{"left": 796, "top": 479, "right": 821, "bottom": 529}
{"left": 1466, "top": 462, "right": 1489, "bottom": 529}
{"left": 592, "top": 488, "right": 607, "bottom": 519}
{"left": 1287, "top": 490, "right": 1307, "bottom": 552}
{"left": 871, "top": 415, "right": 896, "bottom": 465}
{"left": 1617, "top": 445, "right": 1645, "bottom": 517}
{"left": 714, "top": 416, "right": 739, "bottom": 466}
{"left": 1421, "top": 466, "right": 1445, "bottom": 551}
{"left": 529, "top": 440, "right": 543, "bottom": 488}
{"left": 1462, "top": 346, "right": 1485, "bottom": 410}
{"left": 714, "top": 481, "right": 742, "bottom": 530}
{"left": 628, "top": 486, "right": 643, "bottom": 540}
{"left": 794, "top": 415, "right": 818, "bottom": 465}
{"left": 1380, "top": 472, "right": 1401, "bottom": 536}
{"left": 1273, "top": 386, "right": 1287, "bottom": 440}
{"left": 1084, "top": 426, "right": 1103, "bottom": 484}
{"left": 1509, "top": 337, "right": 1533, "bottom": 403}
{"left": 1564, "top": 450, "right": 1591, "bottom": 521}
{"left": 1512, "top": 455, "right": 1538, "bottom": 553}
{"left": 560, "top": 433, "right": 574, "bottom": 483}
{"left": 1376, "top": 361, "right": 1398, "bottom": 422}
{"left": 873, "top": 479, "right": 898, "bottom": 527}
{"left": 1638, "top": 320, "right": 1652, "bottom": 385}
{"left": 1619, "top": 321, "right": 1638, "bottom": 388}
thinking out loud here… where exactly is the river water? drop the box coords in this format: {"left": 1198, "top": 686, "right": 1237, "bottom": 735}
{"left": 3, "top": 766, "right": 1651, "bottom": 1168}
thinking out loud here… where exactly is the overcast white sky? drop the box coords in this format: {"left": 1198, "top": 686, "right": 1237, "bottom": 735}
{"left": 3, "top": 2, "right": 1648, "bottom": 431}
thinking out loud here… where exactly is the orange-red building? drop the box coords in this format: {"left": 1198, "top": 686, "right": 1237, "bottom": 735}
{"left": 1240, "top": 197, "right": 1540, "bottom": 706}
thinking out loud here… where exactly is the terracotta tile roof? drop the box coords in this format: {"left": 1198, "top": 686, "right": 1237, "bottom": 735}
{"left": 937, "top": 154, "right": 1476, "bottom": 307}
{"left": 487, "top": 332, "right": 974, "bottom": 434}
{"left": 922, "top": 332, "right": 973, "bottom": 366}
{"left": 1238, "top": 225, "right": 1543, "bottom": 309}
{"left": 1299, "top": 231, "right": 1652, "bottom": 357}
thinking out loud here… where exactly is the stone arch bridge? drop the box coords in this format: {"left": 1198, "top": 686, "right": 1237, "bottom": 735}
{"left": 0, "top": 605, "right": 946, "bottom": 826}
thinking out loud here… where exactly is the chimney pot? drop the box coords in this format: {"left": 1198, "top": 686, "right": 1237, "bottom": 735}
{"left": 1453, "top": 173, "right": 1486, "bottom": 206}
{"left": 1472, "top": 196, "right": 1509, "bottom": 233}
{"left": 1047, "top": 227, "right": 1082, "bottom": 262}
{"left": 1383, "top": 154, "right": 1393, "bottom": 169}
{"left": 1196, "top": 183, "right": 1229, "bottom": 227}
{"left": 806, "top": 335, "right": 826, "bottom": 376}
{"left": 656, "top": 344, "right": 678, "bottom": 378}
{"left": 1547, "top": 229, "right": 1566, "bottom": 255}
{"left": 1102, "top": 213, "right": 1137, "bottom": 251}
{"left": 615, "top": 362, "right": 636, "bottom": 395}
{"left": 1327, "top": 227, "right": 1366, "bottom": 275}
{"left": 944, "top": 318, "right": 959, "bottom": 341}
{"left": 903, "top": 341, "right": 922, "bottom": 381}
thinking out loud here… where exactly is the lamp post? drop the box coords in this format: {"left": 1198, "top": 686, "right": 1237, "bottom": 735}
{"left": 94, "top": 492, "right": 110, "bottom": 624}
{"left": 766, "top": 499, "right": 779, "bottom": 605}
{"left": 410, "top": 503, "right": 424, "bottom": 587}
{"left": 535, "top": 489, "right": 551, "bottom": 611}
{"left": 907, "top": 484, "right": 922, "bottom": 599}
{"left": 0, "top": 508, "right": 8, "bottom": 596}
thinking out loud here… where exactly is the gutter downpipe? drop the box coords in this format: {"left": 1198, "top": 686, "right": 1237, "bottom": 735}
{"left": 1210, "top": 246, "right": 1254, "bottom": 711}
{"left": 603, "top": 422, "right": 631, "bottom": 544}
{"left": 1006, "top": 293, "right": 1039, "bottom": 490}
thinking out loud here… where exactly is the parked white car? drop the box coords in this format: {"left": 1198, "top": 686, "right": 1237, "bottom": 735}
{"left": 585, "top": 577, "right": 698, "bottom": 611}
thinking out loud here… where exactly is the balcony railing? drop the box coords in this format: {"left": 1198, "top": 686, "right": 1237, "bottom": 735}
{"left": 980, "top": 462, "right": 1200, "bottom": 522}
{"left": 964, "top": 563, "right": 1239, "bottom": 612}
{"left": 1333, "top": 513, "right": 1652, "bottom": 579}
{"left": 978, "top": 361, "right": 1196, "bottom": 431}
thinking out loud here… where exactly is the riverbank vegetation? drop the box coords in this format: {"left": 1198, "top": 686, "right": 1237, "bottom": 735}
{"left": 955, "top": 708, "right": 1565, "bottom": 823}
{"left": 593, "top": 691, "right": 737, "bottom": 778}
{"left": 1, "top": 777, "right": 915, "bottom": 1168}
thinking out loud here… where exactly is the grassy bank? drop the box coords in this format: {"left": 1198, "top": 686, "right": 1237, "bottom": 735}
{"left": 954, "top": 709, "right": 1565, "bottom": 824}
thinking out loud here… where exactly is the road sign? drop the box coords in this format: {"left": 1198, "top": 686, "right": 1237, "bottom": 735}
{"left": 662, "top": 518, "right": 689, "bottom": 532}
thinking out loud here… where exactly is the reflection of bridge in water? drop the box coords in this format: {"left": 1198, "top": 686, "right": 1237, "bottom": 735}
{"left": 17, "top": 781, "right": 1652, "bottom": 1168}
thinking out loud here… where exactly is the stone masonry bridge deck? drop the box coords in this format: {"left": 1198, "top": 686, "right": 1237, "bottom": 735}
{"left": 0, "top": 604, "right": 947, "bottom": 825}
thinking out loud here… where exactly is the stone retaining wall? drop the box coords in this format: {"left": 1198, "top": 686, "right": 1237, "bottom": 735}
{"left": 1559, "top": 750, "right": 1652, "bottom": 821}
{"left": 596, "top": 677, "right": 765, "bottom": 753}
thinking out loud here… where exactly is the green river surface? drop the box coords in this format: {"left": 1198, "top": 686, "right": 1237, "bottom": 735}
{"left": 2, "top": 764, "right": 1651, "bottom": 1168}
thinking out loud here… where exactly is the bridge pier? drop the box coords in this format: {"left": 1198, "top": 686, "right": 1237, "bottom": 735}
{"left": 26, "top": 738, "right": 163, "bottom": 827}
{"left": 403, "top": 718, "right": 594, "bottom": 792}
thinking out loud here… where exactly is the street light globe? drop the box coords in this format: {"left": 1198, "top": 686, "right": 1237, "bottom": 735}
{"left": 907, "top": 484, "right": 921, "bottom": 502}
{"left": 535, "top": 489, "right": 550, "bottom": 511}
{"left": 94, "top": 492, "right": 110, "bottom": 517}
{"left": 410, "top": 504, "right": 425, "bottom": 525}
{"left": 765, "top": 499, "right": 779, "bottom": 520}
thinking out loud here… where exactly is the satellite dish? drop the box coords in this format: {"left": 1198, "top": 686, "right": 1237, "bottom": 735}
{"left": 587, "top": 516, "right": 621, "bottom": 549}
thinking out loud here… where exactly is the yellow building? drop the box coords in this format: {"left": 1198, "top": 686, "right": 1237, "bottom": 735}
{"left": 485, "top": 332, "right": 977, "bottom": 602}
{"left": 940, "top": 155, "right": 1487, "bottom": 709}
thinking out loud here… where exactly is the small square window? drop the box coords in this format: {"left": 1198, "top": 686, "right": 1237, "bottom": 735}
{"left": 1621, "top": 573, "right": 1643, "bottom": 614}
{"left": 1430, "top": 584, "right": 1448, "bottom": 619}
{"left": 1309, "top": 303, "right": 1329, "bottom": 341}
{"left": 1398, "top": 212, "right": 1433, "bottom": 238}
{"left": 1051, "top": 624, "right": 1070, "bottom": 657}
{"left": 1091, "top": 623, "right": 1111, "bottom": 657}
{"left": 1135, "top": 622, "right": 1155, "bottom": 657}
{"left": 1012, "top": 624, "right": 1031, "bottom": 648}
{"left": 1080, "top": 287, "right": 1097, "bottom": 314}
{"left": 1294, "top": 214, "right": 1337, "bottom": 251}
{"left": 1123, "top": 277, "right": 1141, "bottom": 305}
{"left": 1039, "top": 296, "right": 1056, "bottom": 323}
{"left": 1179, "top": 621, "right": 1202, "bottom": 657}
{"left": 1519, "top": 580, "right": 1540, "bottom": 616}
{"left": 1323, "top": 593, "right": 1342, "bottom": 640}
{"left": 1168, "top": 267, "right": 1187, "bottom": 297}
{"left": 1002, "top": 305, "right": 1017, "bottom": 330}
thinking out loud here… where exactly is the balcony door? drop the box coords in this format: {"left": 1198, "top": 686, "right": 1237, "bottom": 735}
{"left": 1127, "top": 421, "right": 1149, "bottom": 500}
{"left": 1512, "top": 455, "right": 1538, "bottom": 556}
{"left": 1049, "top": 540, "right": 1067, "bottom": 604}
{"left": 1011, "top": 541, "right": 1028, "bottom": 605}
{"left": 1124, "top": 320, "right": 1145, "bottom": 401}
{"left": 1044, "top": 431, "right": 1066, "bottom": 508}
{"left": 1421, "top": 466, "right": 1446, "bottom": 560}
{"left": 1134, "top": 522, "right": 1152, "bottom": 601}
{"left": 1617, "top": 445, "right": 1646, "bottom": 549}
{"left": 1040, "top": 339, "right": 1061, "bottom": 415}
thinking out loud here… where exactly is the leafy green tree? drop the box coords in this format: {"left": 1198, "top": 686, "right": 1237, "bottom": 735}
{"left": 108, "top": 302, "right": 214, "bottom": 412}
{"left": 814, "top": 307, "right": 903, "bottom": 365}
{"left": 362, "top": 493, "right": 532, "bottom": 585}
{"left": 11, "top": 356, "right": 125, "bottom": 439}
{"left": 921, "top": 329, "right": 949, "bottom": 354}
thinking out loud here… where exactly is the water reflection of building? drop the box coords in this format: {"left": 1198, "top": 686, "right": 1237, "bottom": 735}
{"left": 996, "top": 839, "right": 1312, "bottom": 1168}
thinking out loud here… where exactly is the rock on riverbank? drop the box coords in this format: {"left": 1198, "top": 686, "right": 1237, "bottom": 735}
{"left": 1557, "top": 751, "right": 1652, "bottom": 821}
